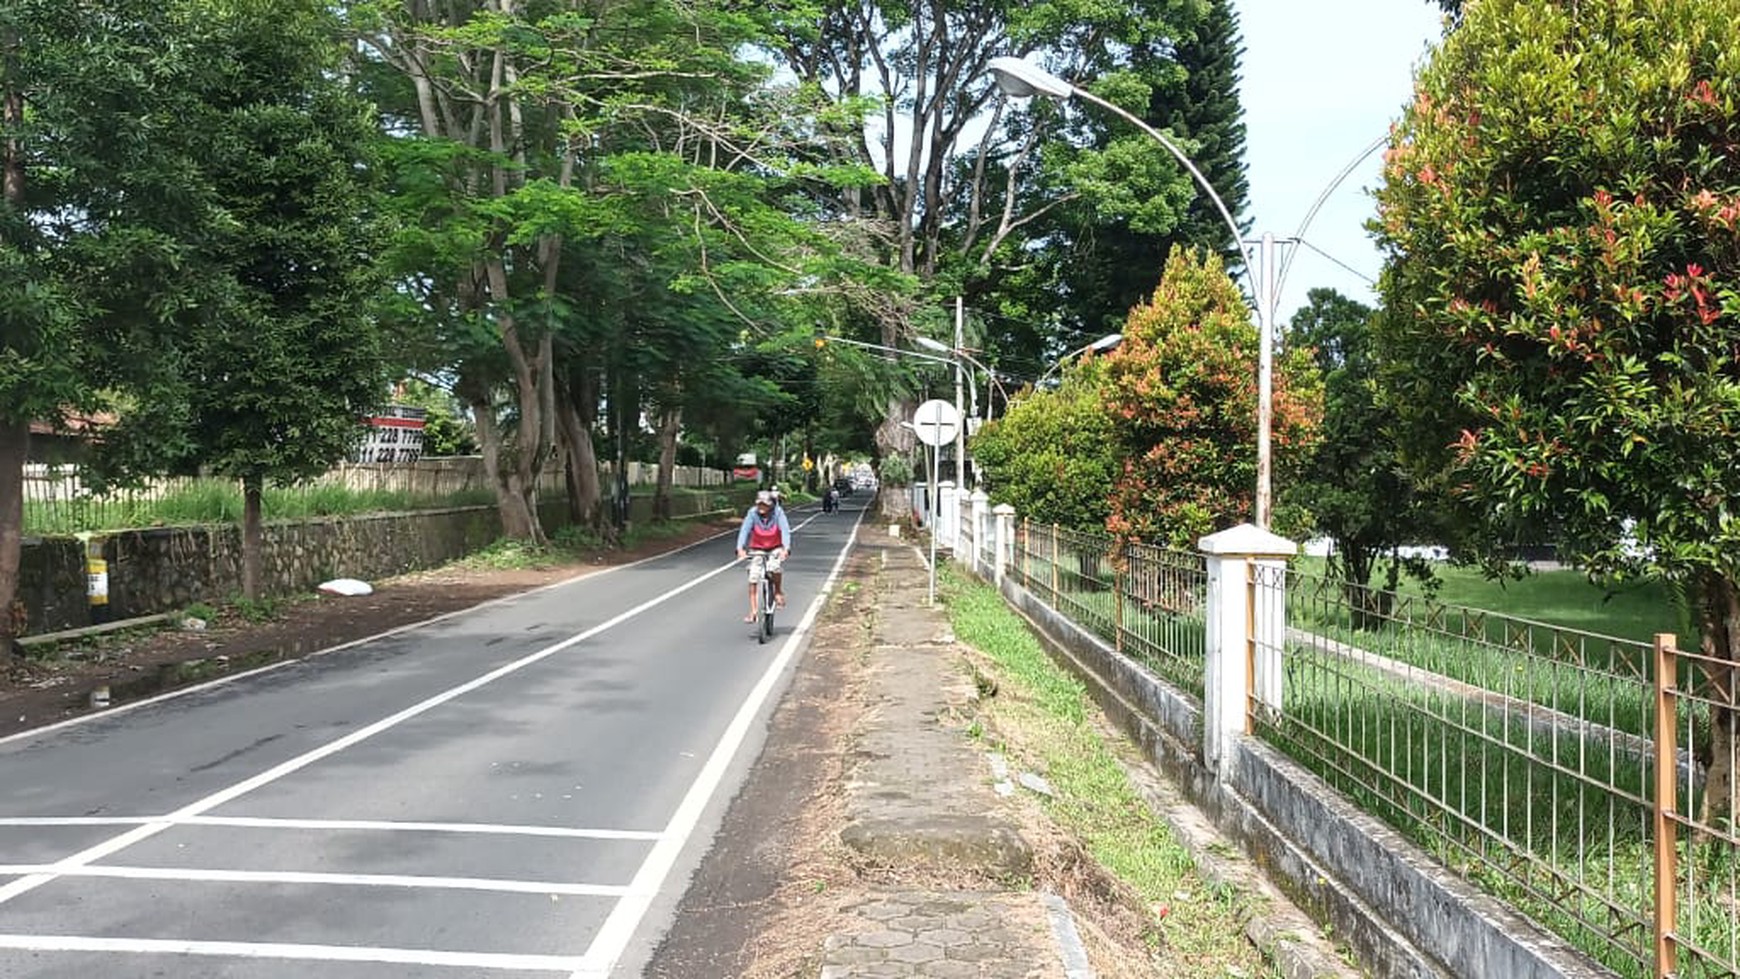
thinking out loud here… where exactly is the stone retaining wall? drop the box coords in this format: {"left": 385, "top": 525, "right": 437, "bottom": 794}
{"left": 16, "top": 501, "right": 558, "bottom": 636}
{"left": 17, "top": 487, "right": 752, "bottom": 637}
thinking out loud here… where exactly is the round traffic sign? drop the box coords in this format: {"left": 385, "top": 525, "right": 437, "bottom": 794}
{"left": 911, "top": 399, "right": 960, "bottom": 447}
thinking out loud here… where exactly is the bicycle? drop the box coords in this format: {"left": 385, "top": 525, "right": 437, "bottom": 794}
{"left": 756, "top": 563, "right": 776, "bottom": 643}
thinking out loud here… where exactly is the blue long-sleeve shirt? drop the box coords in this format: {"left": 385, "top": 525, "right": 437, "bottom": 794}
{"left": 736, "top": 505, "right": 792, "bottom": 551}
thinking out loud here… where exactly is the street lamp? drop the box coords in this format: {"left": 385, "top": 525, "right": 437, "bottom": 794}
{"left": 1036, "top": 332, "right": 1123, "bottom": 387}
{"left": 987, "top": 55, "right": 1280, "bottom": 529}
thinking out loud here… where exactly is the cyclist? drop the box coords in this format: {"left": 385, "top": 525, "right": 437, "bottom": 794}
{"left": 736, "top": 490, "right": 792, "bottom": 622}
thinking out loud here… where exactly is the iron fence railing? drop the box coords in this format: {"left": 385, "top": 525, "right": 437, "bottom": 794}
{"left": 1011, "top": 522, "right": 1207, "bottom": 697}
{"left": 954, "top": 507, "right": 1738, "bottom": 979}
{"left": 1263, "top": 568, "right": 1738, "bottom": 979}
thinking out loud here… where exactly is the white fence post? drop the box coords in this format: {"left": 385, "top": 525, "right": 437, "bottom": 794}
{"left": 993, "top": 503, "right": 1015, "bottom": 584}
{"left": 1198, "top": 523, "right": 1297, "bottom": 776}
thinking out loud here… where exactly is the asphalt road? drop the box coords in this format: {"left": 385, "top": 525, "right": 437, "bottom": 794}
{"left": 0, "top": 499, "right": 870, "bottom": 978}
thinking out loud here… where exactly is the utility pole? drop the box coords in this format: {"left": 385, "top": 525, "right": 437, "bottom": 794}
{"left": 954, "top": 296, "right": 966, "bottom": 487}
{"left": 1256, "top": 233, "right": 1276, "bottom": 529}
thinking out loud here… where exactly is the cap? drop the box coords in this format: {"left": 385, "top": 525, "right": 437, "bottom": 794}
{"left": 755, "top": 490, "right": 774, "bottom": 505}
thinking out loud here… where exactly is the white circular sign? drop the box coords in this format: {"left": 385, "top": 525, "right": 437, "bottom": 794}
{"left": 911, "top": 399, "right": 960, "bottom": 447}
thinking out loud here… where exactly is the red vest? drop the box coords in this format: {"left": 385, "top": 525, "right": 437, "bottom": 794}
{"left": 747, "top": 516, "right": 783, "bottom": 550}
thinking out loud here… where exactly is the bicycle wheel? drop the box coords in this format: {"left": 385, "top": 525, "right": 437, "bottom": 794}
{"left": 758, "top": 578, "right": 774, "bottom": 644}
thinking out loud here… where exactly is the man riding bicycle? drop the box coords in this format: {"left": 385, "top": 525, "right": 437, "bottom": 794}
{"left": 736, "top": 489, "right": 792, "bottom": 622}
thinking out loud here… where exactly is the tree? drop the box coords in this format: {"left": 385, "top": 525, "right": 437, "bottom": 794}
{"left": 1286, "top": 288, "right": 1435, "bottom": 625}
{"left": 1, "top": 0, "right": 234, "bottom": 646}
{"left": 1102, "top": 247, "right": 1321, "bottom": 548}
{"left": 357, "top": 1, "right": 867, "bottom": 541}
{"left": 775, "top": 1, "right": 1204, "bottom": 460}
{"left": 970, "top": 358, "right": 1118, "bottom": 531}
{"left": 1044, "top": 0, "right": 1253, "bottom": 334}
{"left": 85, "top": 0, "right": 390, "bottom": 602}
{"left": 1372, "top": 0, "right": 1740, "bottom": 821}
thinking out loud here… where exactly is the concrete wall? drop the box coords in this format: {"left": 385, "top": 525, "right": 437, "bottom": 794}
{"left": 18, "top": 504, "right": 511, "bottom": 634}
{"left": 993, "top": 575, "right": 1609, "bottom": 979}
{"left": 14, "top": 486, "right": 753, "bottom": 636}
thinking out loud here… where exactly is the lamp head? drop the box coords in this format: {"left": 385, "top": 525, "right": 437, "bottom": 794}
{"left": 986, "top": 56, "right": 1075, "bottom": 101}
{"left": 912, "top": 336, "right": 951, "bottom": 354}
{"left": 1090, "top": 333, "right": 1123, "bottom": 353}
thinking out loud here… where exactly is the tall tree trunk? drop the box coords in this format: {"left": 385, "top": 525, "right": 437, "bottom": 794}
{"left": 1697, "top": 571, "right": 1739, "bottom": 829}
{"left": 241, "top": 473, "right": 264, "bottom": 602}
{"left": 3, "top": 32, "right": 27, "bottom": 651}
{"left": 482, "top": 257, "right": 548, "bottom": 544}
{"left": 461, "top": 371, "right": 540, "bottom": 542}
{"left": 654, "top": 404, "right": 680, "bottom": 522}
{"left": 556, "top": 369, "right": 602, "bottom": 530}
{"left": 0, "top": 421, "right": 27, "bottom": 651}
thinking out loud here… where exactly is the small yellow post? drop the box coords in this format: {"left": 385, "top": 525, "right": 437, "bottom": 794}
{"left": 1653, "top": 632, "right": 1678, "bottom": 979}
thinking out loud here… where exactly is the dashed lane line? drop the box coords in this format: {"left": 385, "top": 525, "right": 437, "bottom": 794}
{"left": 0, "top": 864, "right": 629, "bottom": 896}
{"left": 0, "top": 815, "right": 662, "bottom": 840}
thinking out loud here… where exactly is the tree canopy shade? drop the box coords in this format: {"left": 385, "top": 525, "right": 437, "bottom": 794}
{"left": 2, "top": 0, "right": 345, "bottom": 639}
{"left": 1372, "top": 0, "right": 1740, "bottom": 819}
{"left": 969, "top": 358, "right": 1118, "bottom": 531}
{"left": 354, "top": 0, "right": 876, "bottom": 541}
{"left": 87, "top": 0, "right": 392, "bottom": 600}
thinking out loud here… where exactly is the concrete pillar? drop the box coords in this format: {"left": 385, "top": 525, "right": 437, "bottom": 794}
{"left": 1198, "top": 523, "right": 1297, "bottom": 776}
{"left": 969, "top": 490, "right": 991, "bottom": 574}
{"left": 993, "top": 504, "right": 1015, "bottom": 584}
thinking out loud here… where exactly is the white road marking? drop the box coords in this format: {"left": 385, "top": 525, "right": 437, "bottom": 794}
{"left": 0, "top": 864, "right": 628, "bottom": 896}
{"left": 0, "top": 556, "right": 744, "bottom": 909}
{"left": 0, "top": 525, "right": 736, "bottom": 751}
{"left": 0, "top": 935, "right": 582, "bottom": 972}
{"left": 0, "top": 815, "right": 661, "bottom": 840}
{"left": 184, "top": 815, "right": 663, "bottom": 839}
{"left": 570, "top": 510, "right": 866, "bottom": 978}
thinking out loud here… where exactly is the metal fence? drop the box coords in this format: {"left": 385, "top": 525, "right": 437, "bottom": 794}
{"left": 950, "top": 505, "right": 1739, "bottom": 979}
{"left": 1261, "top": 568, "right": 1738, "bottom": 979}
{"left": 1011, "top": 522, "right": 1208, "bottom": 698}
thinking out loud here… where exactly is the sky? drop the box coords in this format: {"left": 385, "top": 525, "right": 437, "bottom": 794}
{"left": 1231, "top": 0, "right": 1446, "bottom": 322}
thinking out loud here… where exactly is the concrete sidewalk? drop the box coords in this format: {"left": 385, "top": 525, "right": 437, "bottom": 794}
{"left": 819, "top": 535, "right": 1095, "bottom": 979}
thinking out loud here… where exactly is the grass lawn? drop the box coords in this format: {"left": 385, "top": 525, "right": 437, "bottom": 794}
{"left": 1296, "top": 556, "right": 1692, "bottom": 648}
{"left": 939, "top": 564, "right": 1281, "bottom": 978}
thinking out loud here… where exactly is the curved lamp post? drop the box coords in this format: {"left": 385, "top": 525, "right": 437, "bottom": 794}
{"left": 987, "top": 55, "right": 1278, "bottom": 528}
{"left": 1037, "top": 332, "right": 1123, "bottom": 387}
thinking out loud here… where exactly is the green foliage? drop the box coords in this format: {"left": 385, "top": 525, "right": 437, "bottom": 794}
{"left": 972, "top": 358, "right": 1118, "bottom": 531}
{"left": 1372, "top": 0, "right": 1740, "bottom": 589}
{"left": 1103, "top": 247, "right": 1322, "bottom": 547}
{"left": 87, "top": 0, "right": 390, "bottom": 489}
{"left": 1287, "top": 288, "right": 1437, "bottom": 593}
{"left": 1038, "top": 0, "right": 1254, "bottom": 335}
{"left": 876, "top": 453, "right": 913, "bottom": 487}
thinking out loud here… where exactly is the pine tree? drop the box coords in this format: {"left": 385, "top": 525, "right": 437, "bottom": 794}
{"left": 1054, "top": 0, "right": 1253, "bottom": 331}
